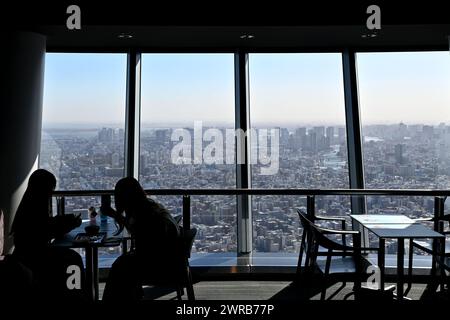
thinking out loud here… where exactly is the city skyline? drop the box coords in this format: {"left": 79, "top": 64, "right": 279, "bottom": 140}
{"left": 40, "top": 122, "right": 449, "bottom": 256}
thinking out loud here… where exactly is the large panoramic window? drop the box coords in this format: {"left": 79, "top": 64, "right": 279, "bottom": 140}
{"left": 248, "top": 53, "right": 350, "bottom": 254}
{"left": 40, "top": 53, "right": 127, "bottom": 191}
{"left": 358, "top": 52, "right": 450, "bottom": 222}
{"left": 40, "top": 53, "right": 127, "bottom": 265}
{"left": 140, "top": 54, "right": 237, "bottom": 253}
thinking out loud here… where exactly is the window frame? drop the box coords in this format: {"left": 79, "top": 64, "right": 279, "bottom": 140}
{"left": 42, "top": 47, "right": 449, "bottom": 255}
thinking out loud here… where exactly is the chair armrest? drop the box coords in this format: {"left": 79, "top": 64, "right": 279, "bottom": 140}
{"left": 320, "top": 228, "right": 359, "bottom": 236}
{"left": 315, "top": 215, "right": 346, "bottom": 222}
{"left": 323, "top": 246, "right": 378, "bottom": 256}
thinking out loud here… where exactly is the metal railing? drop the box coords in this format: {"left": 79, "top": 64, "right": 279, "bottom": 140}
{"left": 53, "top": 188, "right": 449, "bottom": 232}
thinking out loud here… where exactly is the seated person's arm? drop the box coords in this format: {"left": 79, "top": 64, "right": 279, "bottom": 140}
{"left": 100, "top": 206, "right": 126, "bottom": 228}
{"left": 47, "top": 214, "right": 82, "bottom": 239}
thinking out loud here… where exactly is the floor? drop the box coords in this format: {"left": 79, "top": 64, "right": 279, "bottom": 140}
{"left": 98, "top": 280, "right": 450, "bottom": 301}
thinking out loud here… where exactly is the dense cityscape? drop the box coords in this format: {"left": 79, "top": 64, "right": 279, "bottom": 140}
{"left": 39, "top": 122, "right": 448, "bottom": 260}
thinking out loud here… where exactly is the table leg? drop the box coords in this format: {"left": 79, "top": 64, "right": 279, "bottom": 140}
{"left": 431, "top": 239, "right": 437, "bottom": 278}
{"left": 85, "top": 247, "right": 94, "bottom": 301}
{"left": 92, "top": 247, "right": 99, "bottom": 301}
{"left": 121, "top": 238, "right": 128, "bottom": 254}
{"left": 439, "top": 238, "right": 446, "bottom": 291}
{"left": 397, "top": 238, "right": 405, "bottom": 300}
{"left": 378, "top": 238, "right": 385, "bottom": 291}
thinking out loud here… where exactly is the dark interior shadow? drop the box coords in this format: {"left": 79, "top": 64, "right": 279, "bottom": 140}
{"left": 269, "top": 276, "right": 346, "bottom": 301}
{"left": 142, "top": 286, "right": 182, "bottom": 300}
{"left": 419, "top": 281, "right": 449, "bottom": 301}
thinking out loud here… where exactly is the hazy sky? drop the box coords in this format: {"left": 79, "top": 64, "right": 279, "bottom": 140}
{"left": 357, "top": 52, "right": 450, "bottom": 125}
{"left": 249, "top": 53, "right": 346, "bottom": 126}
{"left": 141, "top": 54, "right": 235, "bottom": 127}
{"left": 42, "top": 51, "right": 450, "bottom": 128}
{"left": 43, "top": 53, "right": 127, "bottom": 125}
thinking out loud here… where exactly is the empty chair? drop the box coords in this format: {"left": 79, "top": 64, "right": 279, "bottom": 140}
{"left": 297, "top": 208, "right": 348, "bottom": 273}
{"left": 297, "top": 210, "right": 377, "bottom": 300}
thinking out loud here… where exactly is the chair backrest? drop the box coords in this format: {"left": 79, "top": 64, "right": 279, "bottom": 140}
{"left": 180, "top": 228, "right": 197, "bottom": 259}
{"left": 141, "top": 228, "right": 197, "bottom": 285}
{"left": 298, "top": 210, "right": 350, "bottom": 252}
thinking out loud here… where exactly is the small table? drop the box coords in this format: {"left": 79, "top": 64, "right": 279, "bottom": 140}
{"left": 52, "top": 219, "right": 127, "bottom": 301}
{"left": 350, "top": 214, "right": 445, "bottom": 300}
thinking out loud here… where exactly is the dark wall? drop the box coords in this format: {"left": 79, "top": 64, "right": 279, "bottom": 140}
{"left": 0, "top": 32, "right": 46, "bottom": 253}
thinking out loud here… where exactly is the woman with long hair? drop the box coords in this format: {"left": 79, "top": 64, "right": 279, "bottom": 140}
{"left": 11, "top": 169, "right": 86, "bottom": 300}
{"left": 102, "top": 177, "right": 181, "bottom": 301}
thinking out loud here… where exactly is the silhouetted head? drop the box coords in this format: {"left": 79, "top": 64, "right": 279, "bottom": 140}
{"left": 114, "top": 177, "right": 147, "bottom": 214}
{"left": 27, "top": 169, "right": 57, "bottom": 195}
{"left": 10, "top": 169, "right": 56, "bottom": 235}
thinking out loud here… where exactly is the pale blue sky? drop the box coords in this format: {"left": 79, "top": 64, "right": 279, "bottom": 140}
{"left": 357, "top": 52, "right": 450, "bottom": 125}
{"left": 43, "top": 53, "right": 127, "bottom": 126}
{"left": 42, "top": 51, "right": 450, "bottom": 128}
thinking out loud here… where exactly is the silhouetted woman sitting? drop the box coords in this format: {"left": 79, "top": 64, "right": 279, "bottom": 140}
{"left": 10, "top": 169, "right": 85, "bottom": 300}
{"left": 102, "top": 177, "right": 181, "bottom": 302}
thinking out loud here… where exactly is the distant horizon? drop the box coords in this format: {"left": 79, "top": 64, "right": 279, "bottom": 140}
{"left": 41, "top": 121, "right": 450, "bottom": 130}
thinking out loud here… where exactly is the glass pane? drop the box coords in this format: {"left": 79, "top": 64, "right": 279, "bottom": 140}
{"left": 358, "top": 51, "right": 450, "bottom": 218}
{"left": 249, "top": 53, "right": 350, "bottom": 253}
{"left": 40, "top": 53, "right": 127, "bottom": 190}
{"left": 140, "top": 54, "right": 237, "bottom": 253}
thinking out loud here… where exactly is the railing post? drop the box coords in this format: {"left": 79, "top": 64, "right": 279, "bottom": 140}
{"left": 100, "top": 194, "right": 111, "bottom": 223}
{"left": 56, "top": 196, "right": 65, "bottom": 216}
{"left": 432, "top": 196, "right": 445, "bottom": 276}
{"left": 183, "top": 195, "right": 191, "bottom": 231}
{"left": 434, "top": 196, "right": 445, "bottom": 232}
{"left": 306, "top": 195, "right": 315, "bottom": 220}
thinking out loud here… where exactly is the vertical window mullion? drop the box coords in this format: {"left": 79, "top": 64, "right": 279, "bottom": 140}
{"left": 125, "top": 51, "right": 141, "bottom": 179}
{"left": 342, "top": 50, "right": 368, "bottom": 246}
{"left": 234, "top": 51, "right": 252, "bottom": 254}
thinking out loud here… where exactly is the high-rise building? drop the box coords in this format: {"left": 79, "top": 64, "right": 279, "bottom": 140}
{"left": 423, "top": 125, "right": 434, "bottom": 138}
{"left": 338, "top": 127, "right": 346, "bottom": 143}
{"left": 326, "top": 126, "right": 334, "bottom": 142}
{"left": 395, "top": 144, "right": 404, "bottom": 164}
{"left": 98, "top": 127, "right": 114, "bottom": 143}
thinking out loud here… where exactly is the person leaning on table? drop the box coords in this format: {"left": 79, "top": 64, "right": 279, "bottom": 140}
{"left": 101, "top": 177, "right": 181, "bottom": 302}
{"left": 10, "top": 169, "right": 86, "bottom": 300}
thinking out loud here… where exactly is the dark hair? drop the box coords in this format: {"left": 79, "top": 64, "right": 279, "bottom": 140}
{"left": 27, "top": 169, "right": 57, "bottom": 192}
{"left": 11, "top": 169, "right": 56, "bottom": 235}
{"left": 114, "top": 177, "right": 147, "bottom": 213}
